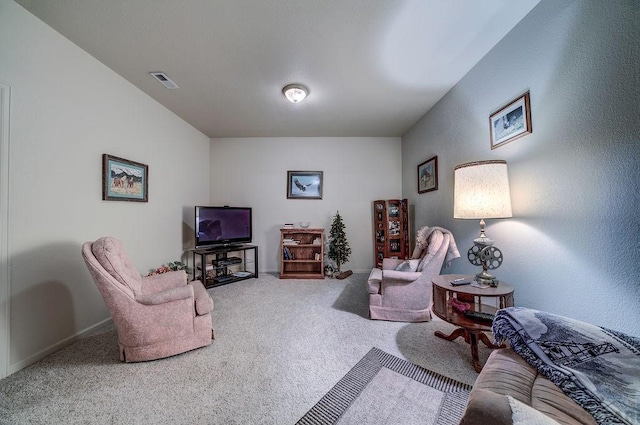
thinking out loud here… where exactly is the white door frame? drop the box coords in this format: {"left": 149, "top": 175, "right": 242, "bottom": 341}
{"left": 0, "top": 81, "right": 11, "bottom": 379}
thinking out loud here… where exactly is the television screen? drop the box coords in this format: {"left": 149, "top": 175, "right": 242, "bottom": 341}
{"left": 195, "top": 206, "right": 252, "bottom": 248}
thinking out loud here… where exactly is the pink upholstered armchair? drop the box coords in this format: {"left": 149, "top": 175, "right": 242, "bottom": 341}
{"left": 367, "top": 227, "right": 460, "bottom": 322}
{"left": 82, "top": 237, "right": 214, "bottom": 362}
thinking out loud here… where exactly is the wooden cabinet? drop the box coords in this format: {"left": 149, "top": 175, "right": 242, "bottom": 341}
{"left": 373, "top": 199, "right": 410, "bottom": 268}
{"left": 279, "top": 228, "right": 324, "bottom": 279}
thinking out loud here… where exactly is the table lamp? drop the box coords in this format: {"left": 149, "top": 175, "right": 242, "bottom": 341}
{"left": 454, "top": 160, "right": 512, "bottom": 286}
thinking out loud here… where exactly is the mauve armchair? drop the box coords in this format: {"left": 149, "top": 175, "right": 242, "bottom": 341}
{"left": 82, "top": 237, "right": 214, "bottom": 362}
{"left": 367, "top": 227, "right": 460, "bottom": 322}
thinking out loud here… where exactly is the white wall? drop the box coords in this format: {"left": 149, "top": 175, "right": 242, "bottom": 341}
{"left": 402, "top": 0, "right": 640, "bottom": 336}
{"left": 209, "top": 137, "right": 402, "bottom": 273}
{"left": 0, "top": 0, "right": 211, "bottom": 375}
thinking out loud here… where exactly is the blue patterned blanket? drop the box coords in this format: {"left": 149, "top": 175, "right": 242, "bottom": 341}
{"left": 492, "top": 307, "right": 640, "bottom": 425}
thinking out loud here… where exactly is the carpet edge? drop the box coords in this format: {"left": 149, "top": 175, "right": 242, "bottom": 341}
{"left": 295, "top": 348, "right": 383, "bottom": 425}
{"left": 296, "top": 347, "right": 471, "bottom": 425}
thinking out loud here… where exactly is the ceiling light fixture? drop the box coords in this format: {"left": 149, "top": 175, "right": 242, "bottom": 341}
{"left": 282, "top": 84, "right": 309, "bottom": 103}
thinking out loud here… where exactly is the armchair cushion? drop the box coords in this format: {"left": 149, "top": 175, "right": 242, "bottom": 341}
{"left": 381, "top": 258, "right": 404, "bottom": 270}
{"left": 394, "top": 259, "right": 420, "bottom": 272}
{"left": 136, "top": 285, "right": 193, "bottom": 305}
{"left": 141, "top": 270, "right": 187, "bottom": 294}
{"left": 382, "top": 269, "right": 422, "bottom": 282}
{"left": 416, "top": 230, "right": 444, "bottom": 272}
{"left": 91, "top": 237, "right": 142, "bottom": 294}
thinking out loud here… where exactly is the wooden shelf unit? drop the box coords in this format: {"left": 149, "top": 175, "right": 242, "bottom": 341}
{"left": 279, "top": 228, "right": 324, "bottom": 279}
{"left": 373, "top": 199, "right": 410, "bottom": 268}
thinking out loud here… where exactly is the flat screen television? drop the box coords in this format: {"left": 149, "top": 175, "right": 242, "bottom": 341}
{"left": 195, "top": 206, "right": 252, "bottom": 248}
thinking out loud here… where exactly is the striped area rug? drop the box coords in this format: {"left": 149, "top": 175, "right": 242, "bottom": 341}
{"left": 297, "top": 347, "right": 471, "bottom": 425}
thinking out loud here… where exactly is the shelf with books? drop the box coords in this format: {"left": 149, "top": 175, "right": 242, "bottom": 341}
{"left": 279, "top": 228, "right": 324, "bottom": 279}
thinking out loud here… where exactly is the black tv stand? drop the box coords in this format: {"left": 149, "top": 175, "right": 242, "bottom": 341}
{"left": 190, "top": 244, "right": 258, "bottom": 288}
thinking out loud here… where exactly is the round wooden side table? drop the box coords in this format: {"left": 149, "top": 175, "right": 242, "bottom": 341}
{"left": 432, "top": 274, "right": 515, "bottom": 372}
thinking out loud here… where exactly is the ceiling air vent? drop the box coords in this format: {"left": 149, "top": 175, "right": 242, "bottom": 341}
{"left": 149, "top": 72, "right": 179, "bottom": 89}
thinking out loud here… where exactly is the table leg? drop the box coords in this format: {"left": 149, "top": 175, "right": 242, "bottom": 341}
{"left": 435, "top": 327, "right": 469, "bottom": 343}
{"left": 469, "top": 332, "right": 482, "bottom": 373}
{"left": 436, "top": 328, "right": 496, "bottom": 373}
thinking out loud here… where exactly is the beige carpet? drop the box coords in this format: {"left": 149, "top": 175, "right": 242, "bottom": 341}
{"left": 0, "top": 273, "right": 489, "bottom": 424}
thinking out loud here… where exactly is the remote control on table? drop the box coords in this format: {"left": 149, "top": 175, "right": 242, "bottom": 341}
{"left": 463, "top": 311, "right": 495, "bottom": 322}
{"left": 450, "top": 278, "right": 471, "bottom": 286}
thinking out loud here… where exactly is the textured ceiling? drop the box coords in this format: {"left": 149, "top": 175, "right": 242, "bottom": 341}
{"left": 15, "top": 0, "right": 540, "bottom": 138}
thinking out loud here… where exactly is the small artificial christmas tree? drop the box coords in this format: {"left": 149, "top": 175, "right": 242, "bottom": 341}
{"left": 328, "top": 210, "right": 352, "bottom": 279}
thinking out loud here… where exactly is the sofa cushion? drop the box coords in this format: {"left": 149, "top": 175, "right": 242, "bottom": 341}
{"left": 460, "top": 388, "right": 513, "bottom": 425}
{"left": 460, "top": 349, "right": 597, "bottom": 425}
{"left": 508, "top": 396, "right": 560, "bottom": 425}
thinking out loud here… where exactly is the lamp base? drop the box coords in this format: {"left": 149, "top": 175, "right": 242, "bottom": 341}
{"left": 473, "top": 219, "right": 494, "bottom": 246}
{"left": 474, "top": 270, "right": 499, "bottom": 287}
{"left": 467, "top": 220, "right": 504, "bottom": 288}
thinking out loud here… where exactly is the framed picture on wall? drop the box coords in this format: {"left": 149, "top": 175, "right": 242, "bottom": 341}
{"left": 102, "top": 154, "right": 149, "bottom": 202}
{"left": 417, "top": 155, "right": 438, "bottom": 193}
{"left": 287, "top": 171, "right": 323, "bottom": 199}
{"left": 490, "top": 91, "right": 532, "bottom": 149}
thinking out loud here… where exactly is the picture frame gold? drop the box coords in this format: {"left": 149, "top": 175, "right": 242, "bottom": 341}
{"left": 417, "top": 155, "right": 438, "bottom": 194}
{"left": 490, "top": 92, "right": 532, "bottom": 149}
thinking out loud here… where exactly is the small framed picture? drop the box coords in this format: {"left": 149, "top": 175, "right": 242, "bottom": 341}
{"left": 490, "top": 91, "right": 532, "bottom": 149}
{"left": 389, "top": 221, "right": 400, "bottom": 236}
{"left": 287, "top": 171, "right": 323, "bottom": 199}
{"left": 102, "top": 154, "right": 148, "bottom": 202}
{"left": 389, "top": 239, "right": 400, "bottom": 252}
{"left": 417, "top": 155, "right": 438, "bottom": 193}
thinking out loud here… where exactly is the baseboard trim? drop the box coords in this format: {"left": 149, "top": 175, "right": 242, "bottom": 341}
{"left": 8, "top": 317, "right": 113, "bottom": 376}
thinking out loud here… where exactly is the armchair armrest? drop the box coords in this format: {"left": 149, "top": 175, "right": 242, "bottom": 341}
{"left": 382, "top": 270, "right": 422, "bottom": 282}
{"left": 136, "top": 285, "right": 193, "bottom": 305}
{"left": 141, "top": 270, "right": 188, "bottom": 294}
{"left": 189, "top": 280, "right": 214, "bottom": 315}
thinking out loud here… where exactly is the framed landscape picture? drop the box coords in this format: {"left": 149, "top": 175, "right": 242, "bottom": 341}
{"left": 490, "top": 91, "right": 532, "bottom": 149}
{"left": 417, "top": 155, "right": 438, "bottom": 193}
{"left": 102, "top": 154, "right": 148, "bottom": 202}
{"left": 287, "top": 170, "right": 323, "bottom": 199}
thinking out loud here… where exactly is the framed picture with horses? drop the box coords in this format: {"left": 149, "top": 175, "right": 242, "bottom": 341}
{"left": 102, "top": 154, "right": 149, "bottom": 202}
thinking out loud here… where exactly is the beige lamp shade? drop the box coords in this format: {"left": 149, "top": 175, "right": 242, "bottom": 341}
{"left": 454, "top": 160, "right": 512, "bottom": 219}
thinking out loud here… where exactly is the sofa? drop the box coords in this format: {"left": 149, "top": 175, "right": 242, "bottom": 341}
{"left": 460, "top": 348, "right": 596, "bottom": 425}
{"left": 460, "top": 306, "right": 640, "bottom": 425}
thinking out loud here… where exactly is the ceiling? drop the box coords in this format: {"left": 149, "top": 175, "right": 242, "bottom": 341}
{"left": 15, "top": 0, "right": 541, "bottom": 138}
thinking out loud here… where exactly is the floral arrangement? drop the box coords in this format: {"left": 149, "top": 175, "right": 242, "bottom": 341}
{"left": 147, "top": 261, "right": 190, "bottom": 276}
